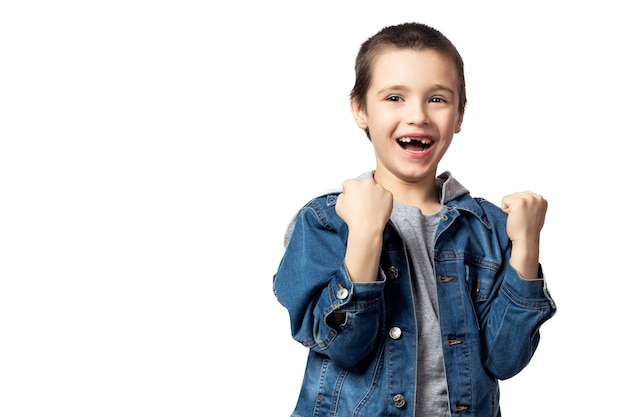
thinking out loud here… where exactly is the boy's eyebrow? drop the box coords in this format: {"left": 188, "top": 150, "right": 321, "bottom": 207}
{"left": 376, "top": 85, "right": 409, "bottom": 95}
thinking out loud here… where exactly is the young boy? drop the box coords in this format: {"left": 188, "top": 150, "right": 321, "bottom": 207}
{"left": 273, "top": 22, "right": 556, "bottom": 416}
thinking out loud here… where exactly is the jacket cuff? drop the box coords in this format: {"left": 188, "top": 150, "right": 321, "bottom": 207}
{"left": 326, "top": 263, "right": 385, "bottom": 309}
{"left": 504, "top": 263, "right": 556, "bottom": 309}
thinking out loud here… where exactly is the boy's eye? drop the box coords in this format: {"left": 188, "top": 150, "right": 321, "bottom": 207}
{"left": 430, "top": 96, "right": 447, "bottom": 103}
{"left": 386, "top": 95, "right": 402, "bottom": 102}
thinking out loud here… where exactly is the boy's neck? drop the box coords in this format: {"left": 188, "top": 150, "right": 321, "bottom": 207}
{"left": 374, "top": 170, "right": 441, "bottom": 214}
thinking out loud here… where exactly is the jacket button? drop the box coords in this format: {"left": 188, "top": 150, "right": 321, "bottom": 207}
{"left": 387, "top": 266, "right": 400, "bottom": 279}
{"left": 337, "top": 287, "right": 348, "bottom": 300}
{"left": 389, "top": 327, "right": 402, "bottom": 339}
{"left": 393, "top": 394, "right": 406, "bottom": 408}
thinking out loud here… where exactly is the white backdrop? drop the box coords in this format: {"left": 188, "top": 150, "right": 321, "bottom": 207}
{"left": 1, "top": 1, "right": 624, "bottom": 416}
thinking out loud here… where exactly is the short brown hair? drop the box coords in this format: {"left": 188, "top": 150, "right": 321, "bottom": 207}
{"left": 350, "top": 22, "right": 467, "bottom": 117}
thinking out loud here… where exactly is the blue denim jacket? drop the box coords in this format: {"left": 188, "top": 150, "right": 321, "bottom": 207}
{"left": 273, "top": 175, "right": 556, "bottom": 417}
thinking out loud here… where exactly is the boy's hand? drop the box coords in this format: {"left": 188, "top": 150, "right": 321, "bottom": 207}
{"left": 336, "top": 178, "right": 393, "bottom": 233}
{"left": 501, "top": 191, "right": 548, "bottom": 244}
{"left": 501, "top": 191, "right": 548, "bottom": 279}
{"left": 335, "top": 178, "right": 392, "bottom": 283}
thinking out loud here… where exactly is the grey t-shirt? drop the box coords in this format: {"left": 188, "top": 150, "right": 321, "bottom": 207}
{"left": 390, "top": 202, "right": 451, "bottom": 417}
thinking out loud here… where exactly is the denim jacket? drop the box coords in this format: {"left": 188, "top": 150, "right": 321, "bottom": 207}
{"left": 273, "top": 173, "right": 556, "bottom": 417}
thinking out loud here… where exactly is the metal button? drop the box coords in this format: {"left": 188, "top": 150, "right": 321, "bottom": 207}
{"left": 393, "top": 394, "right": 406, "bottom": 408}
{"left": 387, "top": 265, "right": 400, "bottom": 279}
{"left": 337, "top": 287, "right": 348, "bottom": 300}
{"left": 389, "top": 327, "right": 402, "bottom": 339}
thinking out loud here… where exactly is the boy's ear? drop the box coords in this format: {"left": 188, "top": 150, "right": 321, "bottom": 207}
{"left": 350, "top": 99, "right": 368, "bottom": 129}
{"left": 454, "top": 111, "right": 464, "bottom": 133}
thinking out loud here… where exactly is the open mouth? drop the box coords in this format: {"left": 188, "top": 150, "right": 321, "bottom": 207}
{"left": 397, "top": 137, "right": 432, "bottom": 152}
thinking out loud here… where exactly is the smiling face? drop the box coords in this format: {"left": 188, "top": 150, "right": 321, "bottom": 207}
{"left": 351, "top": 47, "right": 464, "bottom": 189}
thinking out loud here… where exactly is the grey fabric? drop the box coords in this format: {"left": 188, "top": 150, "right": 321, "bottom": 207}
{"left": 391, "top": 201, "right": 451, "bottom": 416}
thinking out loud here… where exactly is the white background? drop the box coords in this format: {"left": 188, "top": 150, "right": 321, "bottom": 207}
{"left": 1, "top": 1, "right": 624, "bottom": 416}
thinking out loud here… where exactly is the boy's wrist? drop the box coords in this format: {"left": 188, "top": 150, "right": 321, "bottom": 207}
{"left": 509, "top": 240, "right": 540, "bottom": 279}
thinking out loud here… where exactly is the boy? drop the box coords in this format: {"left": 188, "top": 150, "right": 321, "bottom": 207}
{"left": 273, "top": 22, "right": 556, "bottom": 416}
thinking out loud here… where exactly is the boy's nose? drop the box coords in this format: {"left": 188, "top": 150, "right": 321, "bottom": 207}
{"left": 404, "top": 102, "right": 430, "bottom": 125}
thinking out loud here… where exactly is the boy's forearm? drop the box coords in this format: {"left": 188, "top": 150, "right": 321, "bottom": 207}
{"left": 344, "top": 229, "right": 383, "bottom": 283}
{"left": 509, "top": 239, "right": 540, "bottom": 279}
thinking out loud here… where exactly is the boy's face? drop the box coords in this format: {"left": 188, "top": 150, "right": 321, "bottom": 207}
{"left": 351, "top": 47, "right": 463, "bottom": 186}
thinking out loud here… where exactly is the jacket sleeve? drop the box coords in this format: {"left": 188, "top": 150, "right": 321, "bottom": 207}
{"left": 273, "top": 199, "right": 386, "bottom": 368}
{"left": 475, "top": 200, "right": 557, "bottom": 379}
{"left": 480, "top": 261, "right": 556, "bottom": 379}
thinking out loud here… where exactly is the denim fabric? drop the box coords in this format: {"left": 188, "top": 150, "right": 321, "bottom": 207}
{"left": 273, "top": 190, "right": 556, "bottom": 417}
